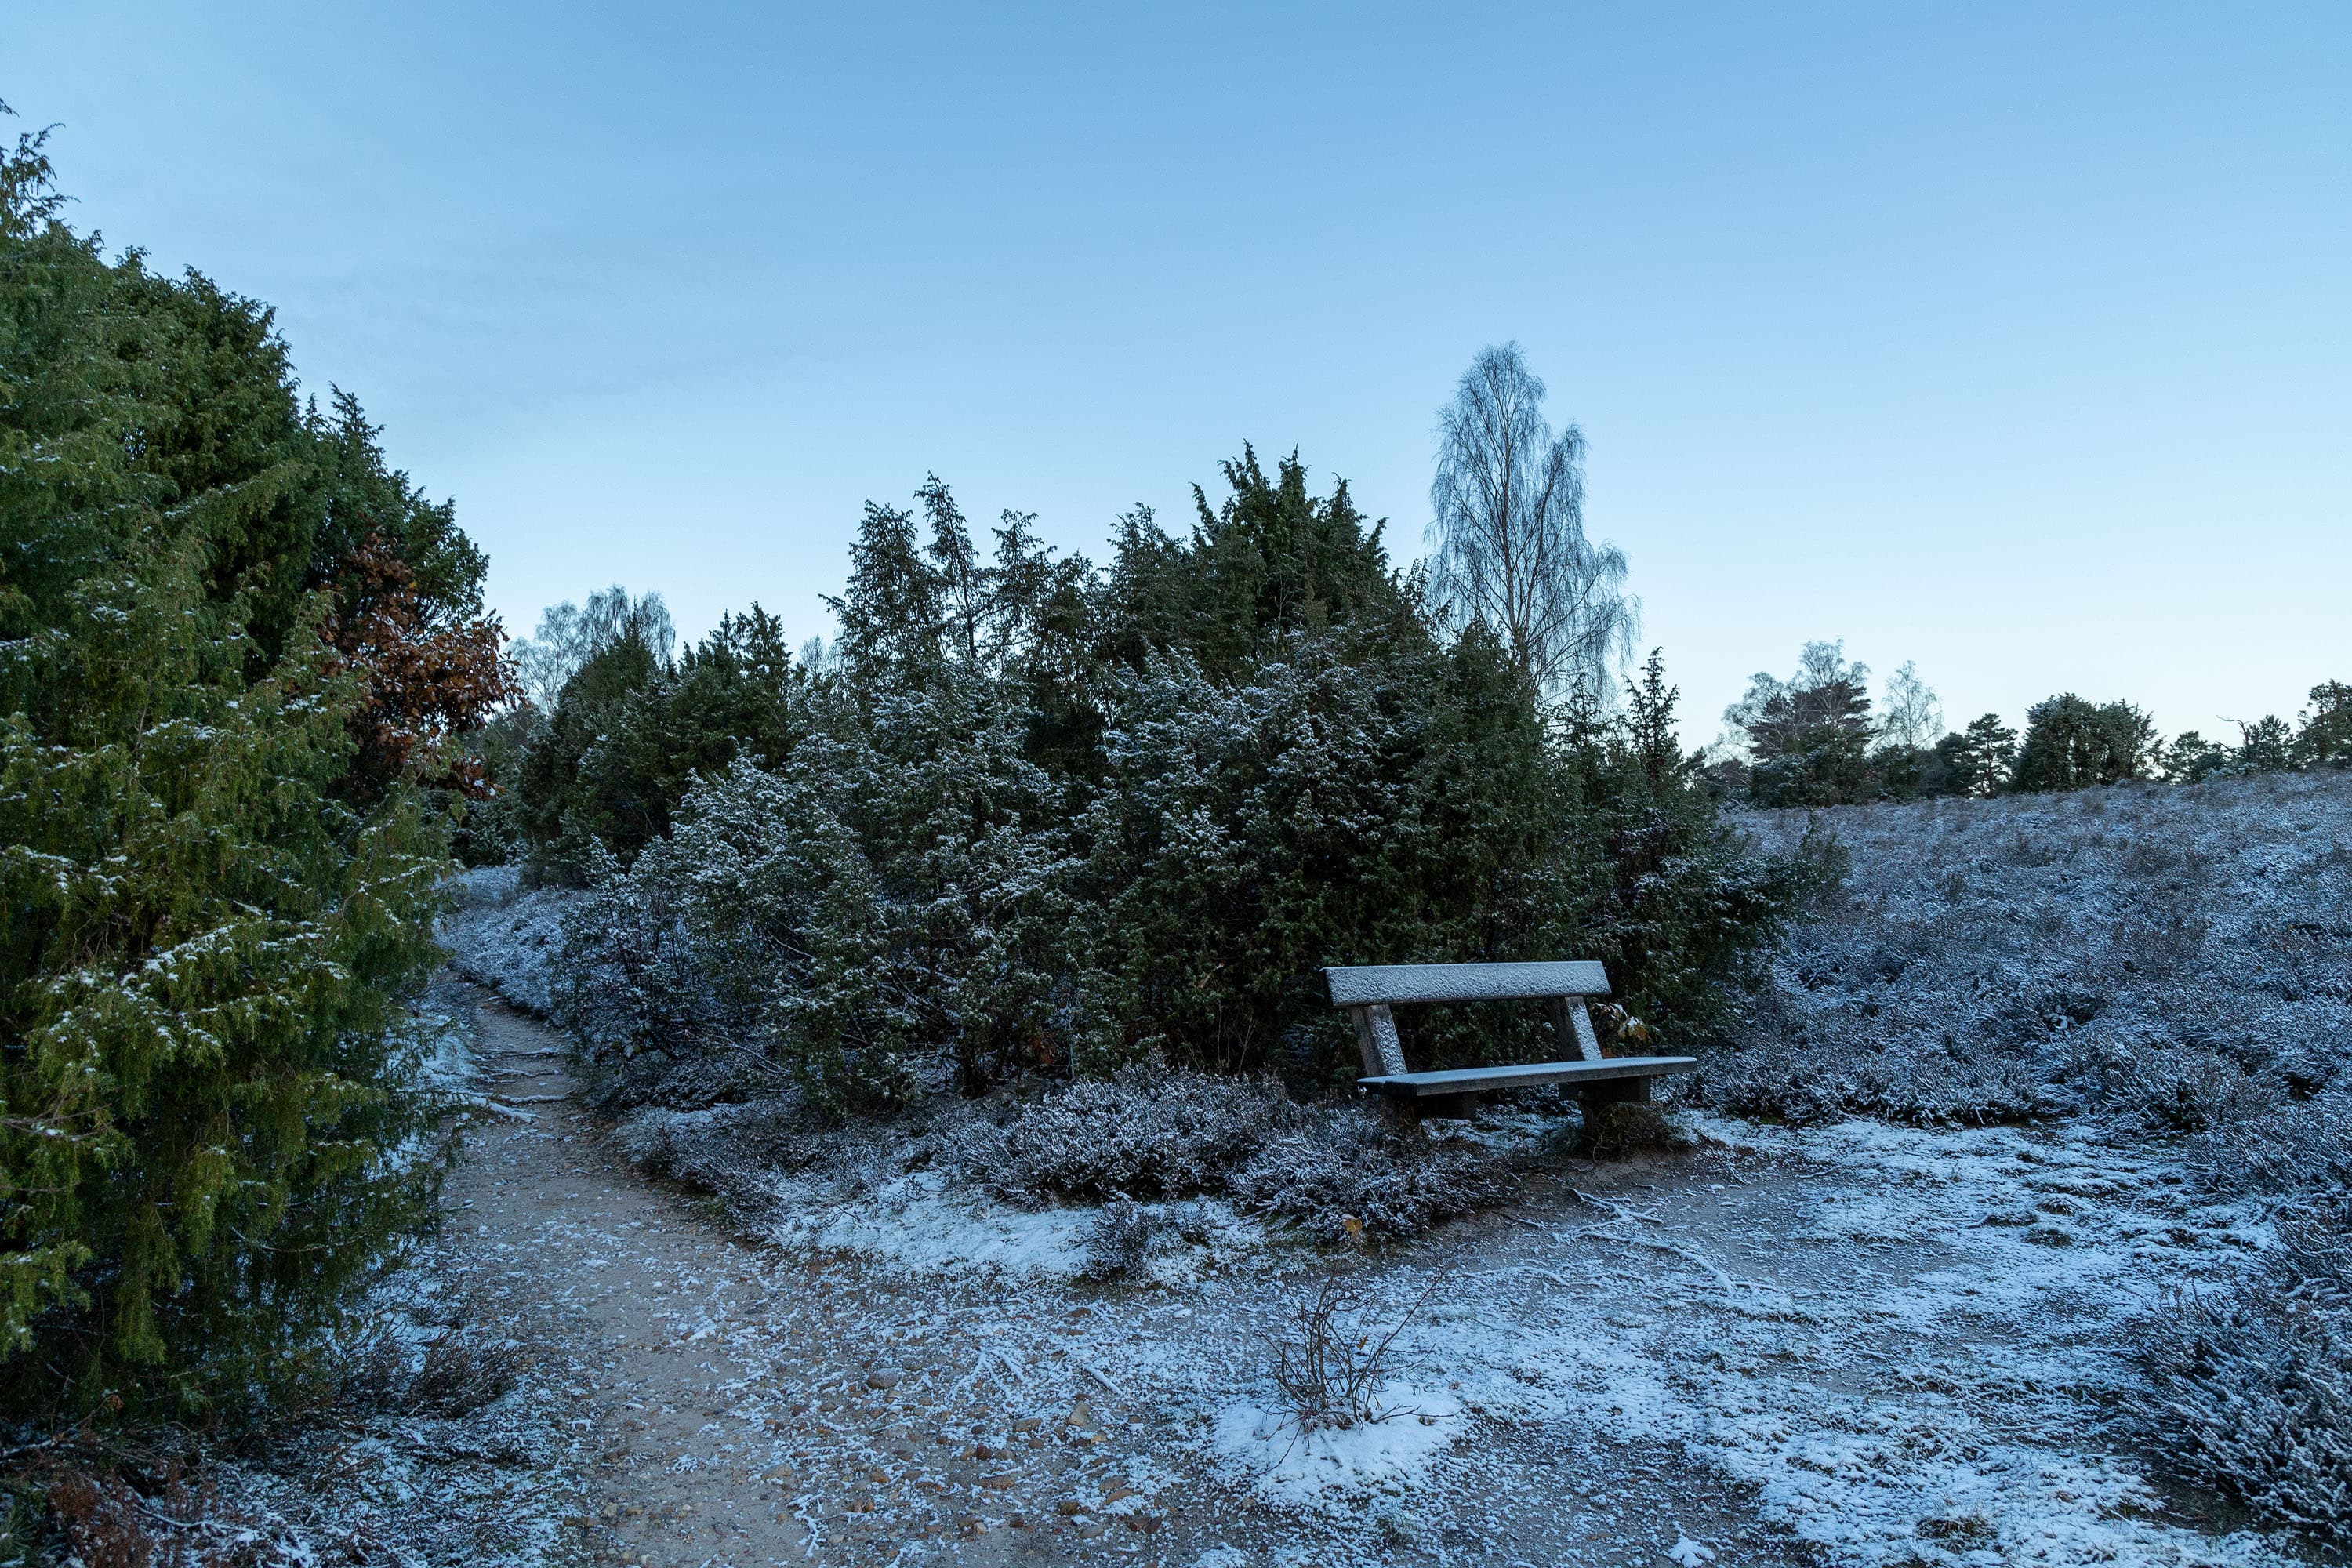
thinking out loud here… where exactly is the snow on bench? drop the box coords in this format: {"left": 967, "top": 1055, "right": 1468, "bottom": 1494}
{"left": 1325, "top": 961, "right": 1696, "bottom": 1120}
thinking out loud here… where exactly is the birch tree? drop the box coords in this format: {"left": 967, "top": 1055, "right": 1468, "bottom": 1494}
{"left": 1428, "top": 343, "right": 1638, "bottom": 699}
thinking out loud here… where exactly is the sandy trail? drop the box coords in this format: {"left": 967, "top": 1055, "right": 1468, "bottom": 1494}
{"left": 438, "top": 985, "right": 2281, "bottom": 1568}
{"left": 452, "top": 993, "right": 811, "bottom": 1567}
{"left": 444, "top": 989, "right": 1814, "bottom": 1566}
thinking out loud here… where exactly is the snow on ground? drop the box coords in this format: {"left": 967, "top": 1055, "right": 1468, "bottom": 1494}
{"left": 683, "top": 1105, "right": 2291, "bottom": 1564}
{"left": 1456, "top": 1113, "right": 2289, "bottom": 1566}
{"left": 1212, "top": 1385, "right": 1465, "bottom": 1515}
{"left": 761, "top": 1167, "right": 1093, "bottom": 1276}
{"left": 1104, "top": 1108, "right": 2294, "bottom": 1566}
{"left": 319, "top": 982, "right": 2307, "bottom": 1567}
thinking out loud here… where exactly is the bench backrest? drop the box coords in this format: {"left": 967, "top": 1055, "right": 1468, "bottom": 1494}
{"left": 1324, "top": 960, "right": 1610, "bottom": 1008}
{"left": 1324, "top": 960, "right": 1613, "bottom": 1080}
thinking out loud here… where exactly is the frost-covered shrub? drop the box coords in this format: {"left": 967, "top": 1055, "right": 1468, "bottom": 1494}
{"left": 531, "top": 467, "right": 1816, "bottom": 1112}
{"left": 1229, "top": 1114, "right": 1508, "bottom": 1240}
{"left": 1700, "top": 1028, "right": 2051, "bottom": 1127}
{"left": 1076, "top": 1200, "right": 1161, "bottom": 1281}
{"left": 923, "top": 1070, "right": 1507, "bottom": 1241}
{"left": 610, "top": 1101, "right": 804, "bottom": 1195}
{"left": 1697, "top": 773, "right": 2352, "bottom": 1127}
{"left": 553, "top": 668, "right": 1077, "bottom": 1112}
{"left": 932, "top": 1070, "right": 1292, "bottom": 1202}
{"left": 2194, "top": 1083, "right": 2352, "bottom": 1202}
{"left": 1712, "top": 778, "right": 2352, "bottom": 1546}
{"left": 1076, "top": 644, "right": 1825, "bottom": 1083}
{"left": 437, "top": 864, "right": 577, "bottom": 1014}
{"left": 2143, "top": 1211, "right": 2352, "bottom": 1548}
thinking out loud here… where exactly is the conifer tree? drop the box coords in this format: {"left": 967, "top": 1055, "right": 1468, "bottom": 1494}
{"left": 2010, "top": 695, "right": 2158, "bottom": 792}
{"left": 0, "top": 111, "right": 469, "bottom": 1419}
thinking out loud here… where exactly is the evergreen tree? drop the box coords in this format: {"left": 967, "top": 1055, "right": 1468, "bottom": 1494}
{"left": 1943, "top": 713, "right": 2020, "bottom": 797}
{"left": 2162, "top": 730, "right": 2230, "bottom": 783}
{"left": 1, "top": 118, "right": 456, "bottom": 1418}
{"left": 826, "top": 503, "right": 944, "bottom": 691}
{"left": 2009, "top": 695, "right": 2158, "bottom": 792}
{"left": 1724, "top": 641, "right": 1879, "bottom": 806}
{"left": 2294, "top": 681, "right": 2352, "bottom": 769}
{"left": 2231, "top": 715, "right": 2295, "bottom": 775}
{"left": 543, "top": 463, "right": 1820, "bottom": 1107}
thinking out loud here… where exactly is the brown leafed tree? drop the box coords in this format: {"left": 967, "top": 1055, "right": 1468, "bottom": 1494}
{"left": 325, "top": 533, "right": 518, "bottom": 800}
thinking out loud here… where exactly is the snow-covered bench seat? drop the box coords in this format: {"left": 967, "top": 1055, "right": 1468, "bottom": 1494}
{"left": 1326, "top": 961, "right": 1696, "bottom": 1121}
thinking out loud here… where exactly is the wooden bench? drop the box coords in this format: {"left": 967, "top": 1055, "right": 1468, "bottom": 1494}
{"left": 1326, "top": 960, "right": 1696, "bottom": 1121}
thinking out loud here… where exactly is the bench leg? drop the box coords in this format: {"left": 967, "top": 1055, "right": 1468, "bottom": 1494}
{"left": 1375, "top": 1094, "right": 1423, "bottom": 1131}
{"left": 1418, "top": 1091, "right": 1483, "bottom": 1120}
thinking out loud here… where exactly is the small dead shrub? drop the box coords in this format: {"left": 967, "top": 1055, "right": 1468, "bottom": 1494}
{"left": 10, "top": 1455, "right": 289, "bottom": 1568}
{"left": 342, "top": 1327, "right": 521, "bottom": 1419}
{"left": 1270, "top": 1255, "right": 1440, "bottom": 1435}
{"left": 44, "top": 1468, "right": 159, "bottom": 1568}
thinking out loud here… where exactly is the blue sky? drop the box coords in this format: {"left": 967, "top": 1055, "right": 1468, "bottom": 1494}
{"left": 14, "top": 3, "right": 2348, "bottom": 742}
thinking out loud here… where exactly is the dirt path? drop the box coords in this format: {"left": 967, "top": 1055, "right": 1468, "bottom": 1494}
{"left": 452, "top": 993, "right": 812, "bottom": 1567}
{"left": 441, "top": 988, "right": 1820, "bottom": 1568}
{"left": 436, "top": 986, "right": 2282, "bottom": 1568}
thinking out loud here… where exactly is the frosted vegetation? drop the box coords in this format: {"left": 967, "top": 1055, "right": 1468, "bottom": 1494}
{"left": 504, "top": 460, "right": 1818, "bottom": 1120}
{"left": 13, "top": 94, "right": 2348, "bottom": 1554}
{"left": 446, "top": 768, "right": 2352, "bottom": 1553}
{"left": 443, "top": 427, "right": 2352, "bottom": 1553}
{"left": 1703, "top": 771, "right": 2352, "bottom": 1547}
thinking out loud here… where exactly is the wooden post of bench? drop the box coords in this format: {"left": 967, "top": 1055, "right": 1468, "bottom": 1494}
{"left": 1544, "top": 993, "right": 1646, "bottom": 1103}
{"left": 1348, "top": 1005, "right": 1419, "bottom": 1125}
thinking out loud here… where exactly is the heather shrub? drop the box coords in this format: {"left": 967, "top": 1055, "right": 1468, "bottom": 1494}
{"left": 437, "top": 865, "right": 575, "bottom": 1014}
{"left": 927, "top": 1069, "right": 1508, "bottom": 1242}
{"left": 1705, "top": 776, "right": 2352, "bottom": 1546}
{"left": 931, "top": 1069, "right": 1291, "bottom": 1202}
{"left": 2140, "top": 1089, "right": 2352, "bottom": 1548}
{"left": 1228, "top": 1114, "right": 1509, "bottom": 1240}
{"left": 1076, "top": 1200, "right": 1163, "bottom": 1281}
{"left": 1697, "top": 775, "right": 2352, "bottom": 1129}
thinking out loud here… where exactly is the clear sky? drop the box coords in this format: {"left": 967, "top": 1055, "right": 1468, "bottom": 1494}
{"left": 13, "top": 3, "right": 2349, "bottom": 743}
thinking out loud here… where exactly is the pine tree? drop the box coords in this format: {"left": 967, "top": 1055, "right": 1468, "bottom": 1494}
{"left": 2010, "top": 695, "right": 2158, "bottom": 792}
{"left": 2294, "top": 681, "right": 2352, "bottom": 768}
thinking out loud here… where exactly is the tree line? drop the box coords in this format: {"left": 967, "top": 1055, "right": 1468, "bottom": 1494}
{"left": 1711, "top": 640, "right": 2347, "bottom": 808}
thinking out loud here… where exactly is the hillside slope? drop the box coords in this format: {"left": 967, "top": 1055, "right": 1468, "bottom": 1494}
{"left": 1703, "top": 771, "right": 2352, "bottom": 1545}
{"left": 1704, "top": 771, "right": 2351, "bottom": 1129}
